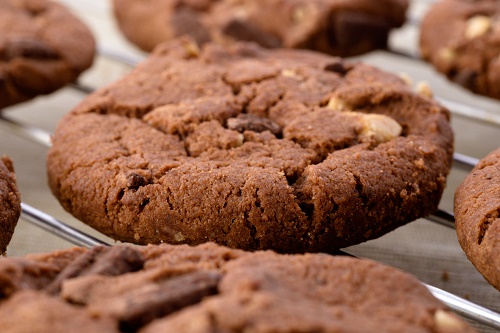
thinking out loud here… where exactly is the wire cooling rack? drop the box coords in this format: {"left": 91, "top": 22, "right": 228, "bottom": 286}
{"left": 0, "top": 0, "right": 499, "bottom": 331}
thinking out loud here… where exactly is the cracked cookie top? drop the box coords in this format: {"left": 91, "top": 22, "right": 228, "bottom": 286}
{"left": 455, "top": 147, "right": 500, "bottom": 291}
{"left": 0, "top": 243, "right": 477, "bottom": 332}
{"left": 0, "top": 156, "right": 20, "bottom": 255}
{"left": 0, "top": 0, "right": 95, "bottom": 109}
{"left": 47, "top": 39, "right": 453, "bottom": 253}
{"left": 112, "top": 0, "right": 408, "bottom": 57}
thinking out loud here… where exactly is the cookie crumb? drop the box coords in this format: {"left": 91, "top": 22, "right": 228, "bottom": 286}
{"left": 441, "top": 269, "right": 449, "bottom": 282}
{"left": 438, "top": 48, "right": 456, "bottom": 63}
{"left": 416, "top": 81, "right": 433, "bottom": 98}
{"left": 327, "top": 96, "right": 348, "bottom": 111}
{"left": 398, "top": 72, "right": 413, "bottom": 87}
{"left": 434, "top": 310, "right": 466, "bottom": 330}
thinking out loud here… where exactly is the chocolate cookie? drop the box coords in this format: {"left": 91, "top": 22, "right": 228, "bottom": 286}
{"left": 0, "top": 156, "right": 21, "bottom": 255}
{"left": 47, "top": 39, "right": 454, "bottom": 253}
{"left": 112, "top": 0, "right": 409, "bottom": 57}
{"left": 0, "top": 243, "right": 477, "bottom": 332}
{"left": 0, "top": 0, "right": 96, "bottom": 109}
{"left": 420, "top": 0, "right": 500, "bottom": 100}
{"left": 455, "top": 147, "right": 500, "bottom": 291}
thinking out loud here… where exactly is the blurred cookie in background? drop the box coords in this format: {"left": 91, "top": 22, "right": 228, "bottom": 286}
{"left": 113, "top": 0, "right": 409, "bottom": 57}
{"left": 0, "top": 0, "right": 96, "bottom": 109}
{"left": 420, "top": 0, "right": 500, "bottom": 100}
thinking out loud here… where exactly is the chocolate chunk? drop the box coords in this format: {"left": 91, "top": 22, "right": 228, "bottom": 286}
{"left": 112, "top": 270, "right": 221, "bottom": 331}
{"left": 179, "top": 0, "right": 213, "bottom": 11}
{"left": 452, "top": 69, "right": 478, "bottom": 90}
{"left": 332, "top": 11, "right": 390, "bottom": 50}
{"left": 227, "top": 114, "right": 281, "bottom": 136}
{"left": 45, "top": 246, "right": 144, "bottom": 295}
{"left": 84, "top": 246, "right": 144, "bottom": 276}
{"left": 222, "top": 19, "right": 282, "bottom": 48}
{"left": 22, "top": 0, "right": 48, "bottom": 16}
{"left": 126, "top": 172, "right": 149, "bottom": 189}
{"left": 324, "top": 60, "right": 350, "bottom": 75}
{"left": 1, "top": 37, "right": 59, "bottom": 61}
{"left": 170, "top": 7, "right": 211, "bottom": 45}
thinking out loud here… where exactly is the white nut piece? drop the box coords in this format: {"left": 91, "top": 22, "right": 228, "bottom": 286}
{"left": 232, "top": 6, "right": 248, "bottom": 20}
{"left": 181, "top": 39, "right": 200, "bottom": 57}
{"left": 292, "top": 5, "right": 311, "bottom": 23}
{"left": 235, "top": 133, "right": 244, "bottom": 147}
{"left": 434, "top": 309, "right": 465, "bottom": 330}
{"left": 357, "top": 113, "right": 402, "bottom": 144}
{"left": 327, "top": 96, "right": 348, "bottom": 111}
{"left": 416, "top": 81, "right": 433, "bottom": 98}
{"left": 465, "top": 15, "right": 491, "bottom": 39}
{"left": 438, "top": 47, "right": 456, "bottom": 62}
{"left": 398, "top": 72, "right": 413, "bottom": 87}
{"left": 174, "top": 232, "right": 186, "bottom": 242}
{"left": 281, "top": 69, "right": 297, "bottom": 77}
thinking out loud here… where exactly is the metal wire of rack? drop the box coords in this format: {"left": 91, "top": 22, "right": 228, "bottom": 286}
{"left": 0, "top": 0, "right": 499, "bottom": 331}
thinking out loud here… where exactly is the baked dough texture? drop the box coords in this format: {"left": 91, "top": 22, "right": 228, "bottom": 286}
{"left": 0, "top": 0, "right": 95, "bottom": 109}
{"left": 113, "top": 0, "right": 409, "bottom": 57}
{"left": 0, "top": 242, "right": 477, "bottom": 332}
{"left": 455, "top": 147, "right": 500, "bottom": 291}
{"left": 47, "top": 39, "right": 454, "bottom": 253}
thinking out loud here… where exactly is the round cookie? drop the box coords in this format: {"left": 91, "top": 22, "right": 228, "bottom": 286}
{"left": 0, "top": 0, "right": 96, "bottom": 109}
{"left": 112, "top": 0, "right": 409, "bottom": 57}
{"left": 455, "top": 147, "right": 500, "bottom": 291}
{"left": 47, "top": 39, "right": 454, "bottom": 253}
{"left": 0, "top": 156, "right": 21, "bottom": 255}
{"left": 420, "top": 0, "right": 500, "bottom": 100}
{"left": 0, "top": 242, "right": 478, "bottom": 332}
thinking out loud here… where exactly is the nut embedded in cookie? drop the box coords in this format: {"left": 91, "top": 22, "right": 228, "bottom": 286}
{"left": 465, "top": 15, "right": 491, "bottom": 40}
{"left": 355, "top": 113, "right": 403, "bottom": 144}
